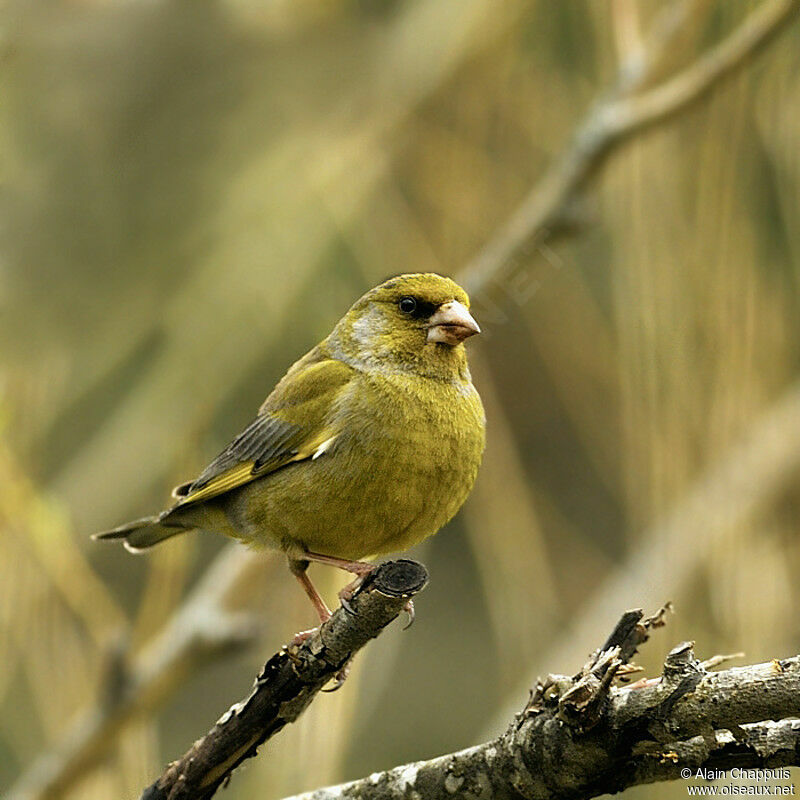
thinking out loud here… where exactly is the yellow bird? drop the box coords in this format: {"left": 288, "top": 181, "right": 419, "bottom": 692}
{"left": 95, "top": 273, "right": 486, "bottom": 625}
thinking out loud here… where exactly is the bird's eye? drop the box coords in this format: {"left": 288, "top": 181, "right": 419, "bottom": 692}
{"left": 398, "top": 296, "right": 417, "bottom": 314}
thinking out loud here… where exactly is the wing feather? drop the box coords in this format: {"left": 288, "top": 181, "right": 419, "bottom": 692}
{"left": 172, "top": 350, "right": 352, "bottom": 507}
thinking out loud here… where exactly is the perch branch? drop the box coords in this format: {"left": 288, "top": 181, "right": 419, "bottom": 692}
{"left": 283, "top": 608, "right": 800, "bottom": 800}
{"left": 140, "top": 559, "right": 428, "bottom": 800}
{"left": 459, "top": 0, "right": 799, "bottom": 295}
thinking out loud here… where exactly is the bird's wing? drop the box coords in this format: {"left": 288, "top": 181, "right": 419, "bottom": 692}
{"left": 172, "top": 351, "right": 353, "bottom": 507}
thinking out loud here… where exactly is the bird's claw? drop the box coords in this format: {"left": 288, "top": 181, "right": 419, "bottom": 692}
{"left": 340, "top": 594, "right": 357, "bottom": 616}
{"left": 401, "top": 599, "right": 415, "bottom": 630}
{"left": 322, "top": 659, "right": 352, "bottom": 692}
{"left": 287, "top": 627, "right": 319, "bottom": 662}
{"left": 337, "top": 575, "right": 365, "bottom": 614}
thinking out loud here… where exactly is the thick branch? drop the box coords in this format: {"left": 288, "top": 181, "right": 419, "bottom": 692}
{"left": 140, "top": 559, "right": 427, "bottom": 800}
{"left": 284, "top": 612, "right": 800, "bottom": 800}
{"left": 485, "top": 377, "right": 800, "bottom": 737}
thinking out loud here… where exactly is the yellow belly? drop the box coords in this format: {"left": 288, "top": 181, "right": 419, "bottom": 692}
{"left": 202, "top": 373, "right": 485, "bottom": 561}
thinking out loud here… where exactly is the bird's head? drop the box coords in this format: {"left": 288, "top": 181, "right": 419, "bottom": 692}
{"left": 329, "top": 273, "right": 480, "bottom": 379}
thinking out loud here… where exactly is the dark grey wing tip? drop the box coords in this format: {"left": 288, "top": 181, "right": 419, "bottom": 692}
{"left": 184, "top": 414, "right": 302, "bottom": 494}
{"left": 91, "top": 529, "right": 127, "bottom": 541}
{"left": 90, "top": 514, "right": 163, "bottom": 543}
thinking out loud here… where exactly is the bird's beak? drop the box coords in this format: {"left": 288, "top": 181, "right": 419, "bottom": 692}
{"left": 427, "top": 300, "right": 481, "bottom": 345}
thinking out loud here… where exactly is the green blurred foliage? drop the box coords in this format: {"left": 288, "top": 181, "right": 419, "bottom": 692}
{"left": 1, "top": 1, "right": 799, "bottom": 798}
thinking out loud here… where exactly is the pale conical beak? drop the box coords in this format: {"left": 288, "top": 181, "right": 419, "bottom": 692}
{"left": 427, "top": 300, "right": 481, "bottom": 345}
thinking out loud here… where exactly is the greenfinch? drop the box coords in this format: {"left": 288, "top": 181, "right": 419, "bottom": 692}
{"left": 95, "top": 273, "right": 485, "bottom": 623}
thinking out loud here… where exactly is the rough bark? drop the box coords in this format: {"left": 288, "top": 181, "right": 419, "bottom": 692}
{"left": 284, "top": 609, "right": 800, "bottom": 800}
{"left": 140, "top": 559, "right": 428, "bottom": 800}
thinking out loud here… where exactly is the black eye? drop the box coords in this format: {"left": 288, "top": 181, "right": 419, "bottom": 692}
{"left": 398, "top": 296, "right": 417, "bottom": 314}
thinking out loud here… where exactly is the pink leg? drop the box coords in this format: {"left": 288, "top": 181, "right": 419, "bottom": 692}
{"left": 302, "top": 550, "right": 377, "bottom": 606}
{"left": 289, "top": 559, "right": 332, "bottom": 646}
{"left": 289, "top": 557, "right": 356, "bottom": 688}
{"left": 289, "top": 558, "right": 332, "bottom": 622}
{"left": 302, "top": 550, "right": 376, "bottom": 577}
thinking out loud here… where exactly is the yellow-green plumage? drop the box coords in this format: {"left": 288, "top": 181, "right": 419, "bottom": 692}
{"left": 95, "top": 274, "right": 485, "bottom": 584}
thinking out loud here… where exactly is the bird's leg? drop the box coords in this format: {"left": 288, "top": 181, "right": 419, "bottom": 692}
{"left": 301, "top": 550, "right": 377, "bottom": 609}
{"left": 288, "top": 558, "right": 331, "bottom": 647}
{"left": 290, "top": 553, "right": 412, "bottom": 690}
{"left": 290, "top": 556, "right": 356, "bottom": 689}
{"left": 301, "top": 551, "right": 416, "bottom": 627}
{"left": 301, "top": 550, "right": 377, "bottom": 577}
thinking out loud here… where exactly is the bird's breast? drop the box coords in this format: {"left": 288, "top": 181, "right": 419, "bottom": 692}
{"left": 323, "top": 374, "right": 485, "bottom": 554}
{"left": 224, "top": 372, "right": 485, "bottom": 561}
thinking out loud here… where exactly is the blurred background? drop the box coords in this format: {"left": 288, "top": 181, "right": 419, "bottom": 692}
{"left": 2, "top": 1, "right": 800, "bottom": 798}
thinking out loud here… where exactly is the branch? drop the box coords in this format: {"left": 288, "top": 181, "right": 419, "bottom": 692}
{"left": 140, "top": 559, "right": 428, "bottom": 800}
{"left": 484, "top": 377, "right": 800, "bottom": 737}
{"left": 283, "top": 608, "right": 800, "bottom": 800}
{"left": 459, "top": 0, "right": 800, "bottom": 295}
{"left": 605, "top": 0, "right": 799, "bottom": 135}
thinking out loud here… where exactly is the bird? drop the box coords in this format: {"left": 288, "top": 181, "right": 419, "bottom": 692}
{"left": 94, "top": 273, "right": 486, "bottom": 632}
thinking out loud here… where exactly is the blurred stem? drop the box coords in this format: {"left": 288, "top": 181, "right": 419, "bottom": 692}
{"left": 483, "top": 377, "right": 800, "bottom": 737}
{"left": 0, "top": 443, "right": 126, "bottom": 642}
{"left": 6, "top": 546, "right": 263, "bottom": 800}
{"left": 458, "top": 0, "right": 799, "bottom": 296}
{"left": 462, "top": 352, "right": 559, "bottom": 673}
{"left": 605, "top": 0, "right": 799, "bottom": 135}
{"left": 610, "top": 0, "right": 644, "bottom": 65}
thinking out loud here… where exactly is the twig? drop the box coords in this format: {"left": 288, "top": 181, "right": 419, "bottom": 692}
{"left": 701, "top": 652, "right": 745, "bottom": 670}
{"left": 605, "top": 0, "right": 799, "bottom": 135}
{"left": 140, "top": 559, "right": 428, "bottom": 800}
{"left": 459, "top": 0, "right": 799, "bottom": 295}
{"left": 282, "top": 610, "right": 800, "bottom": 800}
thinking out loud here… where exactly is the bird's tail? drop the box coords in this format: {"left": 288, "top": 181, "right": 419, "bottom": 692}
{"left": 92, "top": 512, "right": 191, "bottom": 552}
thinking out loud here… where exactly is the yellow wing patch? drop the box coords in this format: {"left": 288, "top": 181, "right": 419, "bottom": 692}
{"left": 172, "top": 429, "right": 337, "bottom": 508}
{"left": 173, "top": 462, "right": 257, "bottom": 506}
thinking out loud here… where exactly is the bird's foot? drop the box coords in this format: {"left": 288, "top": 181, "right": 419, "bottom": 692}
{"left": 322, "top": 658, "right": 353, "bottom": 692}
{"left": 289, "top": 627, "right": 319, "bottom": 651}
{"left": 340, "top": 586, "right": 414, "bottom": 631}
{"left": 339, "top": 594, "right": 356, "bottom": 616}
{"left": 337, "top": 563, "right": 378, "bottom": 607}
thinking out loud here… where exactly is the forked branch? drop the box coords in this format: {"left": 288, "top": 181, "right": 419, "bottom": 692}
{"left": 282, "top": 606, "right": 800, "bottom": 800}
